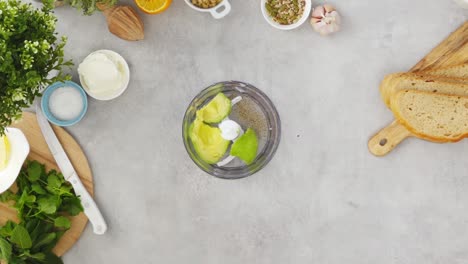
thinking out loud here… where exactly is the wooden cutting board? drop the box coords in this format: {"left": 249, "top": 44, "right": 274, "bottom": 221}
{"left": 368, "top": 22, "right": 468, "bottom": 156}
{"left": 0, "top": 112, "right": 93, "bottom": 256}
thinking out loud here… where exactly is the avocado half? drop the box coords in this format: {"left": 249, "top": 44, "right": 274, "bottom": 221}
{"left": 189, "top": 118, "right": 230, "bottom": 164}
{"left": 196, "top": 93, "right": 232, "bottom": 124}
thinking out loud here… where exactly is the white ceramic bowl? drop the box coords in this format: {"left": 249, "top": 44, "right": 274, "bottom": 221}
{"left": 184, "top": 0, "right": 231, "bottom": 19}
{"left": 0, "top": 128, "right": 29, "bottom": 194}
{"left": 79, "top": 50, "right": 130, "bottom": 101}
{"left": 261, "top": 0, "right": 312, "bottom": 30}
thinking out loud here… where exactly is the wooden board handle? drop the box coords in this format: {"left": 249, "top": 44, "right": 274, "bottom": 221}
{"left": 368, "top": 120, "right": 412, "bottom": 156}
{"left": 368, "top": 22, "right": 468, "bottom": 156}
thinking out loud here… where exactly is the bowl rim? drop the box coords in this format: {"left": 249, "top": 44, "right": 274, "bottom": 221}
{"left": 0, "top": 128, "right": 29, "bottom": 194}
{"left": 261, "top": 0, "right": 312, "bottom": 30}
{"left": 183, "top": 0, "right": 228, "bottom": 12}
{"left": 41, "top": 81, "right": 88, "bottom": 127}
{"left": 182, "top": 81, "right": 281, "bottom": 180}
{"left": 78, "top": 49, "right": 130, "bottom": 101}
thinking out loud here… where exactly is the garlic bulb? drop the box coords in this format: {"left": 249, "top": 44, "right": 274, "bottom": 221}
{"left": 310, "top": 5, "right": 341, "bottom": 36}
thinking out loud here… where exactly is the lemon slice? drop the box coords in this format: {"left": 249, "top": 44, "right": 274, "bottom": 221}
{"left": 196, "top": 93, "right": 232, "bottom": 124}
{"left": 0, "top": 135, "right": 11, "bottom": 171}
{"left": 230, "top": 128, "right": 258, "bottom": 165}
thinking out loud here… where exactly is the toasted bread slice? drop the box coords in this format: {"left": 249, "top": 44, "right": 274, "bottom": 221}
{"left": 380, "top": 73, "right": 468, "bottom": 108}
{"left": 391, "top": 90, "right": 468, "bottom": 142}
{"left": 424, "top": 63, "right": 468, "bottom": 78}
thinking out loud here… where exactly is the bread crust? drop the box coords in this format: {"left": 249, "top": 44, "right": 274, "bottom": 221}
{"left": 390, "top": 90, "right": 468, "bottom": 143}
{"left": 381, "top": 72, "right": 468, "bottom": 108}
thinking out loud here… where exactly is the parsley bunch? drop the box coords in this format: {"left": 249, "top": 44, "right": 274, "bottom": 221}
{"left": 0, "top": 0, "right": 72, "bottom": 134}
{"left": 0, "top": 161, "right": 84, "bottom": 264}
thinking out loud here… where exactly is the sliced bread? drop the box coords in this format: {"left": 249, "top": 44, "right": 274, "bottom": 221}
{"left": 391, "top": 90, "right": 468, "bottom": 142}
{"left": 380, "top": 72, "right": 468, "bottom": 108}
{"left": 424, "top": 63, "right": 468, "bottom": 79}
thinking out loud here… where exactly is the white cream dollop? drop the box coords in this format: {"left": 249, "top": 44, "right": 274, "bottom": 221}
{"left": 78, "top": 52, "right": 124, "bottom": 95}
{"left": 219, "top": 120, "right": 242, "bottom": 141}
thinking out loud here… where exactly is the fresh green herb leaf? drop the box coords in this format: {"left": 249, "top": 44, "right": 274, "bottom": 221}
{"left": 31, "top": 184, "right": 47, "bottom": 195}
{"left": 0, "top": 190, "right": 16, "bottom": 203}
{"left": 28, "top": 252, "right": 46, "bottom": 261}
{"left": 27, "top": 161, "right": 42, "bottom": 182}
{"left": 0, "top": 237, "right": 12, "bottom": 261}
{"left": 0, "top": 161, "right": 84, "bottom": 263}
{"left": 61, "top": 197, "right": 84, "bottom": 216}
{"left": 37, "top": 197, "right": 58, "bottom": 214}
{"left": 33, "top": 233, "right": 56, "bottom": 250}
{"left": 68, "top": 0, "right": 118, "bottom": 15}
{"left": 47, "top": 173, "right": 62, "bottom": 190}
{"left": 0, "top": 221, "right": 15, "bottom": 237}
{"left": 0, "top": 0, "right": 72, "bottom": 134}
{"left": 54, "top": 217, "right": 71, "bottom": 229}
{"left": 10, "top": 225, "right": 32, "bottom": 249}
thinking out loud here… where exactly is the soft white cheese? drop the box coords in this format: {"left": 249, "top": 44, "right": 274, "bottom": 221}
{"left": 219, "top": 120, "right": 242, "bottom": 141}
{"left": 78, "top": 52, "right": 124, "bottom": 95}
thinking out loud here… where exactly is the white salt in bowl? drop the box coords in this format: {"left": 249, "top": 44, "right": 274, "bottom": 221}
{"left": 41, "top": 81, "right": 88, "bottom": 127}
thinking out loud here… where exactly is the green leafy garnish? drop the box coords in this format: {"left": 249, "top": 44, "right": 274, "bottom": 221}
{"left": 0, "top": 0, "right": 73, "bottom": 134}
{"left": 50, "top": 0, "right": 119, "bottom": 15}
{"left": 0, "top": 161, "right": 84, "bottom": 264}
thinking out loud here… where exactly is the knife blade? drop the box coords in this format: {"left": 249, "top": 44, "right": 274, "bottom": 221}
{"left": 36, "top": 103, "right": 107, "bottom": 235}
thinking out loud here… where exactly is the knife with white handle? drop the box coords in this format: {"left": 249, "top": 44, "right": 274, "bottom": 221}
{"left": 36, "top": 104, "right": 107, "bottom": 235}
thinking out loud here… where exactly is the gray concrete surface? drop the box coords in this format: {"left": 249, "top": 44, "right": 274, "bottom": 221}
{"left": 39, "top": 0, "right": 468, "bottom": 263}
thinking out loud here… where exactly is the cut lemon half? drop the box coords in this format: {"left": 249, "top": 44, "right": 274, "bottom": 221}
{"left": 135, "top": 0, "right": 172, "bottom": 14}
{"left": 0, "top": 135, "right": 11, "bottom": 171}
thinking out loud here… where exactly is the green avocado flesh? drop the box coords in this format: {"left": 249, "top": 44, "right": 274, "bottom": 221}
{"left": 230, "top": 128, "right": 258, "bottom": 165}
{"left": 189, "top": 118, "right": 230, "bottom": 164}
{"left": 196, "top": 93, "right": 232, "bottom": 123}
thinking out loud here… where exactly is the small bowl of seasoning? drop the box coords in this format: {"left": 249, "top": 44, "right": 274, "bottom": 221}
{"left": 184, "top": 0, "right": 231, "bottom": 19}
{"left": 41, "top": 81, "right": 88, "bottom": 127}
{"left": 261, "top": 0, "right": 312, "bottom": 30}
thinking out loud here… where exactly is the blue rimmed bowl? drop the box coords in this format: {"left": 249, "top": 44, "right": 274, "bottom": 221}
{"left": 41, "top": 81, "right": 88, "bottom": 127}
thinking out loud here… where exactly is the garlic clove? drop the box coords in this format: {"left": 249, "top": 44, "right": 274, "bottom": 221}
{"left": 323, "top": 4, "right": 336, "bottom": 13}
{"left": 311, "top": 5, "right": 325, "bottom": 18}
{"left": 310, "top": 4, "right": 341, "bottom": 36}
